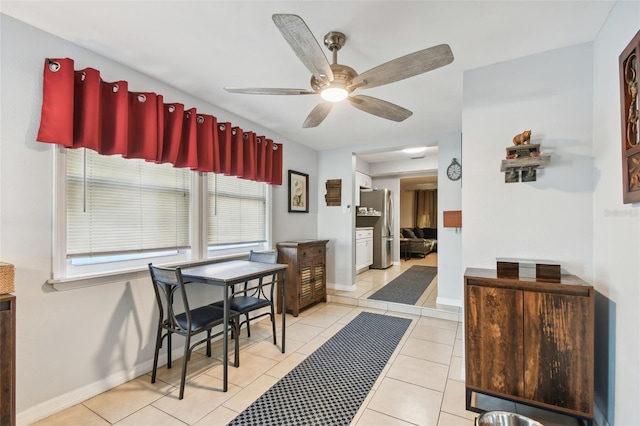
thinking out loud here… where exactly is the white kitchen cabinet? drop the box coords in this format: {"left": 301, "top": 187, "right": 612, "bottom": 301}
{"left": 355, "top": 228, "right": 374, "bottom": 273}
{"left": 355, "top": 171, "right": 372, "bottom": 206}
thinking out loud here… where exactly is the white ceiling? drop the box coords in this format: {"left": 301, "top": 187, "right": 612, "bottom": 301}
{"left": 1, "top": 1, "right": 614, "bottom": 155}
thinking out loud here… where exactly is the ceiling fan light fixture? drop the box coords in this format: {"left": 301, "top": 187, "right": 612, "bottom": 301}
{"left": 321, "top": 87, "right": 348, "bottom": 102}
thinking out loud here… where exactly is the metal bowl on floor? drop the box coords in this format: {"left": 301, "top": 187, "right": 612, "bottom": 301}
{"left": 475, "top": 411, "right": 544, "bottom": 426}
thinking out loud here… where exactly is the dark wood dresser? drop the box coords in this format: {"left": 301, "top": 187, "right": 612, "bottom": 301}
{"left": 0, "top": 294, "right": 16, "bottom": 426}
{"left": 276, "top": 240, "right": 329, "bottom": 316}
{"left": 464, "top": 267, "right": 594, "bottom": 426}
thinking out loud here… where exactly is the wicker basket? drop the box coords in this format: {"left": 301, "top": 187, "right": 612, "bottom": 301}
{"left": 0, "top": 262, "right": 15, "bottom": 294}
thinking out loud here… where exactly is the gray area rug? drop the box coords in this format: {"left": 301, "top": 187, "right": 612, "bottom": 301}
{"left": 227, "top": 312, "right": 411, "bottom": 426}
{"left": 368, "top": 265, "right": 437, "bottom": 305}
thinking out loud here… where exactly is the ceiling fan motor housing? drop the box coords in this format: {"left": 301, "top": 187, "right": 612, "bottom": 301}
{"left": 311, "top": 63, "right": 357, "bottom": 92}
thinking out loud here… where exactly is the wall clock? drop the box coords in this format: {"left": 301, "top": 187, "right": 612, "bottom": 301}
{"left": 447, "top": 158, "right": 462, "bottom": 181}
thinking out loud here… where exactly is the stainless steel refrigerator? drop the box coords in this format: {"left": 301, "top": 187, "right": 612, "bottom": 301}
{"left": 357, "top": 188, "right": 393, "bottom": 269}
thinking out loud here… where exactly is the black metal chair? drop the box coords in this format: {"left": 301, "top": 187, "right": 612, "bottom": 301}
{"left": 210, "top": 250, "right": 278, "bottom": 345}
{"left": 148, "top": 264, "right": 240, "bottom": 399}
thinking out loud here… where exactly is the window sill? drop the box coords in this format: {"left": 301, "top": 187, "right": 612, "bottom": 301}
{"left": 48, "top": 253, "right": 248, "bottom": 291}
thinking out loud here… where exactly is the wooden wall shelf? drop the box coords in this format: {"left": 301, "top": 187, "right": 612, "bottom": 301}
{"left": 500, "top": 155, "right": 551, "bottom": 172}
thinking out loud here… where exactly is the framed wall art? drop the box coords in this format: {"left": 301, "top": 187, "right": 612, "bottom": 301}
{"left": 288, "top": 170, "right": 309, "bottom": 213}
{"left": 619, "top": 30, "right": 640, "bottom": 204}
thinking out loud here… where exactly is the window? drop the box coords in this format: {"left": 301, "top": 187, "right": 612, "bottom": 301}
{"left": 56, "top": 148, "right": 270, "bottom": 279}
{"left": 207, "top": 174, "right": 267, "bottom": 255}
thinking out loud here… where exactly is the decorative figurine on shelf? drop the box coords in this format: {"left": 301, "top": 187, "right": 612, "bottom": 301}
{"left": 512, "top": 130, "right": 532, "bottom": 146}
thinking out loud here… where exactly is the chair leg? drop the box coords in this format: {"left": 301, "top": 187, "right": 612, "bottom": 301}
{"left": 167, "top": 332, "right": 172, "bottom": 369}
{"left": 270, "top": 306, "right": 277, "bottom": 345}
{"left": 151, "top": 326, "right": 163, "bottom": 383}
{"left": 206, "top": 330, "right": 212, "bottom": 357}
{"left": 179, "top": 335, "right": 191, "bottom": 400}
{"left": 245, "top": 313, "right": 251, "bottom": 337}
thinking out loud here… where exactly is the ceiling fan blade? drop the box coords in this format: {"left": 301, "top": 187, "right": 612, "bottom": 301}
{"left": 224, "top": 87, "right": 317, "bottom": 95}
{"left": 272, "top": 14, "right": 334, "bottom": 82}
{"left": 348, "top": 95, "right": 413, "bottom": 122}
{"left": 303, "top": 102, "right": 333, "bottom": 128}
{"left": 350, "top": 44, "right": 454, "bottom": 90}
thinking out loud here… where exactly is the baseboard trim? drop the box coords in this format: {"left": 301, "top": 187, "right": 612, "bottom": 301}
{"left": 17, "top": 355, "right": 165, "bottom": 425}
{"left": 17, "top": 334, "right": 229, "bottom": 425}
{"left": 436, "top": 296, "right": 462, "bottom": 307}
{"left": 328, "top": 283, "right": 356, "bottom": 292}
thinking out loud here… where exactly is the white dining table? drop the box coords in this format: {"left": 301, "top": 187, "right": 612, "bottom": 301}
{"left": 180, "top": 260, "right": 288, "bottom": 391}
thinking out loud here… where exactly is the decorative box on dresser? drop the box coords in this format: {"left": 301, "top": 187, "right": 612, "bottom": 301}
{"left": 0, "top": 294, "right": 16, "bottom": 426}
{"left": 464, "top": 265, "right": 594, "bottom": 426}
{"left": 276, "top": 240, "right": 329, "bottom": 317}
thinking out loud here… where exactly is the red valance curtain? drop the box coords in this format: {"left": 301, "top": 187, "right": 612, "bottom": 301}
{"left": 36, "top": 58, "right": 283, "bottom": 185}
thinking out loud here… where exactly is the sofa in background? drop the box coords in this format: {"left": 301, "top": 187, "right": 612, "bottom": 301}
{"left": 400, "top": 227, "right": 437, "bottom": 258}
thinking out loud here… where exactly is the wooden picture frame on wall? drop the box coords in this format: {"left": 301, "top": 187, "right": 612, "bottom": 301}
{"left": 288, "top": 170, "right": 309, "bottom": 213}
{"left": 619, "top": 30, "right": 640, "bottom": 204}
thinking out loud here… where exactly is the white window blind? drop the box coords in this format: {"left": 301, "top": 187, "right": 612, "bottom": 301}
{"left": 67, "top": 149, "right": 191, "bottom": 258}
{"left": 207, "top": 174, "right": 266, "bottom": 246}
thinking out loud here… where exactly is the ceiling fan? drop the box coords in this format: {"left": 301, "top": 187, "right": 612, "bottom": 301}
{"left": 224, "top": 14, "right": 454, "bottom": 128}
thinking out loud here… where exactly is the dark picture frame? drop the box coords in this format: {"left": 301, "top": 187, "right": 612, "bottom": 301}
{"left": 288, "top": 170, "right": 309, "bottom": 213}
{"left": 619, "top": 30, "right": 640, "bottom": 204}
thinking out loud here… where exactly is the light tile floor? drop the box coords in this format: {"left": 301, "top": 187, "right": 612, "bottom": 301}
{"left": 31, "top": 254, "right": 580, "bottom": 426}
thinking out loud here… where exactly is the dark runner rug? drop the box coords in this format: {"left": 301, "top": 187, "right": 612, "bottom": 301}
{"left": 227, "top": 312, "right": 411, "bottom": 426}
{"left": 368, "top": 265, "right": 437, "bottom": 305}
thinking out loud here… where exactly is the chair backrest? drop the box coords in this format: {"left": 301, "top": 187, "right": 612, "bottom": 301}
{"left": 148, "top": 264, "right": 191, "bottom": 332}
{"left": 249, "top": 250, "right": 278, "bottom": 265}
{"left": 245, "top": 251, "right": 278, "bottom": 297}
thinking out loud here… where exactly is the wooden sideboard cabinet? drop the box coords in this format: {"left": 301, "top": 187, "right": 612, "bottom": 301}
{"left": 464, "top": 267, "right": 594, "bottom": 426}
{"left": 277, "top": 240, "right": 329, "bottom": 317}
{"left": 0, "top": 294, "right": 16, "bottom": 426}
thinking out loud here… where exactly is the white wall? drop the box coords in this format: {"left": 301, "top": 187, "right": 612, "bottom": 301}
{"left": 0, "top": 15, "right": 318, "bottom": 424}
{"left": 592, "top": 2, "right": 640, "bottom": 425}
{"left": 462, "top": 43, "right": 594, "bottom": 280}
{"left": 274, "top": 140, "right": 319, "bottom": 243}
{"left": 436, "top": 133, "right": 463, "bottom": 306}
{"left": 317, "top": 148, "right": 355, "bottom": 288}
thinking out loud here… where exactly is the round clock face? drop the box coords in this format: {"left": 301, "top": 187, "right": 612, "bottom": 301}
{"left": 447, "top": 159, "right": 462, "bottom": 181}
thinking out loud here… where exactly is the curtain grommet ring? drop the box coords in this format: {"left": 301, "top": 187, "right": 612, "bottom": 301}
{"left": 185, "top": 111, "right": 191, "bottom": 118}
{"left": 112, "top": 84, "right": 119, "bottom": 93}
{"left": 243, "top": 132, "right": 249, "bottom": 139}
{"left": 232, "top": 129, "right": 237, "bottom": 136}
{"left": 257, "top": 137, "right": 262, "bottom": 143}
{"left": 219, "top": 124, "right": 226, "bottom": 131}
{"left": 137, "top": 94, "right": 147, "bottom": 103}
{"left": 197, "top": 116, "right": 205, "bottom": 124}
{"left": 167, "top": 105, "right": 175, "bottom": 113}
{"left": 77, "top": 71, "right": 86, "bottom": 82}
{"left": 273, "top": 144, "right": 279, "bottom": 151}
{"left": 48, "top": 60, "right": 61, "bottom": 72}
